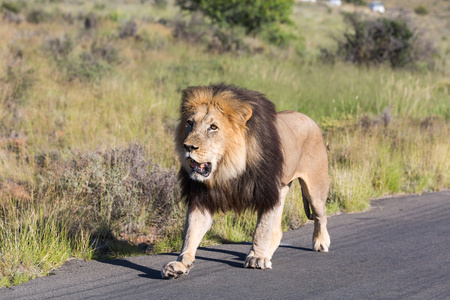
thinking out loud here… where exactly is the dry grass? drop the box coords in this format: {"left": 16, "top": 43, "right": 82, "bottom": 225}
{"left": 326, "top": 115, "right": 449, "bottom": 212}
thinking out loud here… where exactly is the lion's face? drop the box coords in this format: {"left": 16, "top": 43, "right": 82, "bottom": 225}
{"left": 179, "top": 105, "right": 244, "bottom": 183}
{"left": 176, "top": 89, "right": 254, "bottom": 184}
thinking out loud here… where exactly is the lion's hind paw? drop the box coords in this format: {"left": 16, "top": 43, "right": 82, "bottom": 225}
{"left": 313, "top": 233, "right": 331, "bottom": 252}
{"left": 161, "top": 261, "right": 190, "bottom": 279}
{"left": 244, "top": 256, "right": 272, "bottom": 269}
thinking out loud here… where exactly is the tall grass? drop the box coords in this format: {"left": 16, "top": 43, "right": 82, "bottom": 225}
{"left": 0, "top": 195, "right": 92, "bottom": 287}
{"left": 0, "top": 0, "right": 449, "bottom": 287}
{"left": 327, "top": 116, "right": 449, "bottom": 212}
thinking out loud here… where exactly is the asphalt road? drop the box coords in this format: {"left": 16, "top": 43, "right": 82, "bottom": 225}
{"left": 1, "top": 191, "right": 449, "bottom": 300}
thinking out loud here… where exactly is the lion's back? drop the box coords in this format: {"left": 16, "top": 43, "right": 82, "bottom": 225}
{"left": 276, "top": 110, "right": 328, "bottom": 185}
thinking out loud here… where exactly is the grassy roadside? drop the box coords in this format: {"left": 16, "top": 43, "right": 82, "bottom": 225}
{"left": 1, "top": 0, "right": 449, "bottom": 287}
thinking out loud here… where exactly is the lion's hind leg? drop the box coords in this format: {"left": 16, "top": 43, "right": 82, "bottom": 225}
{"left": 268, "top": 185, "right": 290, "bottom": 258}
{"left": 245, "top": 185, "right": 289, "bottom": 269}
{"left": 244, "top": 209, "right": 276, "bottom": 269}
{"left": 299, "top": 178, "right": 330, "bottom": 252}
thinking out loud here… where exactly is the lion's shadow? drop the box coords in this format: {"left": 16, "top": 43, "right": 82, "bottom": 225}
{"left": 99, "top": 257, "right": 164, "bottom": 279}
{"left": 196, "top": 245, "right": 248, "bottom": 267}
{"left": 99, "top": 243, "right": 312, "bottom": 280}
{"left": 97, "top": 246, "right": 247, "bottom": 280}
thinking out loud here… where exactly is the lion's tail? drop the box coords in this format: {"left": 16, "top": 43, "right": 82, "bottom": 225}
{"left": 302, "top": 191, "right": 314, "bottom": 221}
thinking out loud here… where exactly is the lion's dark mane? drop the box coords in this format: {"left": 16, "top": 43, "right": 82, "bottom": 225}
{"left": 179, "top": 83, "right": 283, "bottom": 215}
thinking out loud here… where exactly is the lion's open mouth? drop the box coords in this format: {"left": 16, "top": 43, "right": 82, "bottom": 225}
{"left": 189, "top": 159, "right": 212, "bottom": 177}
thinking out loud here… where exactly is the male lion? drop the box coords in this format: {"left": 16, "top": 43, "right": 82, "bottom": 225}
{"left": 161, "top": 84, "right": 330, "bottom": 279}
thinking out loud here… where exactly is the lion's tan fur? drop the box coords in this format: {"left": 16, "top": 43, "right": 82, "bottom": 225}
{"left": 162, "top": 84, "right": 330, "bottom": 279}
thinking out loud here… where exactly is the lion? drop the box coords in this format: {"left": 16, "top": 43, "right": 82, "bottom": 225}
{"left": 161, "top": 84, "right": 330, "bottom": 279}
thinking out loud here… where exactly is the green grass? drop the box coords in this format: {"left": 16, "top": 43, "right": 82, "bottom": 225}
{"left": 0, "top": 0, "right": 449, "bottom": 287}
{"left": 0, "top": 196, "right": 92, "bottom": 287}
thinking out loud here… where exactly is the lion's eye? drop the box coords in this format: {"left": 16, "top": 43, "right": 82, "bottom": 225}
{"left": 210, "top": 124, "right": 218, "bottom": 130}
{"left": 186, "top": 120, "right": 193, "bottom": 127}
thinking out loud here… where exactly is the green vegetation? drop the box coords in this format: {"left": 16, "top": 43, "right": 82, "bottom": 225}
{"left": 344, "top": 0, "right": 366, "bottom": 5}
{"left": 1, "top": 1, "right": 25, "bottom": 14}
{"left": 414, "top": 5, "right": 429, "bottom": 16}
{"left": 0, "top": 195, "right": 93, "bottom": 287}
{"left": 331, "top": 13, "right": 434, "bottom": 68}
{"left": 0, "top": 0, "right": 449, "bottom": 287}
{"left": 176, "top": 0, "right": 294, "bottom": 33}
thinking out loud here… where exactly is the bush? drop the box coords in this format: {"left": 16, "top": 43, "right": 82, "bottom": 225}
{"left": 84, "top": 13, "right": 97, "bottom": 30}
{"left": 44, "top": 34, "right": 75, "bottom": 59}
{"left": 153, "top": 0, "right": 168, "bottom": 8}
{"left": 26, "top": 9, "right": 50, "bottom": 24}
{"left": 260, "top": 23, "right": 294, "bottom": 47}
{"left": 1, "top": 1, "right": 25, "bottom": 14}
{"left": 344, "top": 0, "right": 366, "bottom": 5}
{"left": 208, "top": 25, "right": 249, "bottom": 53}
{"left": 45, "top": 35, "right": 120, "bottom": 81}
{"left": 335, "top": 13, "right": 433, "bottom": 68}
{"left": 118, "top": 21, "right": 138, "bottom": 39}
{"left": 414, "top": 5, "right": 428, "bottom": 16}
{"left": 176, "top": 0, "right": 294, "bottom": 34}
{"left": 41, "top": 144, "right": 179, "bottom": 237}
{"left": 173, "top": 13, "right": 250, "bottom": 53}
{"left": 3, "top": 49, "right": 35, "bottom": 109}
{"left": 172, "top": 13, "right": 208, "bottom": 44}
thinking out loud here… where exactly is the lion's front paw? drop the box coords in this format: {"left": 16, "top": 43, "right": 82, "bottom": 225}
{"left": 244, "top": 255, "right": 272, "bottom": 269}
{"left": 161, "top": 261, "right": 190, "bottom": 279}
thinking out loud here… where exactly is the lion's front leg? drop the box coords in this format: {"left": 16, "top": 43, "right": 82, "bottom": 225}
{"left": 161, "top": 207, "right": 212, "bottom": 279}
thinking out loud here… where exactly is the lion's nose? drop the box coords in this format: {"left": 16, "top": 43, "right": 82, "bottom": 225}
{"left": 184, "top": 144, "right": 199, "bottom": 152}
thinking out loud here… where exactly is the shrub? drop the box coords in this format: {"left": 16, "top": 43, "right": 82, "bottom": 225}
{"left": 260, "top": 23, "right": 294, "bottom": 47}
{"left": 414, "top": 5, "right": 428, "bottom": 16}
{"left": 90, "top": 40, "right": 120, "bottom": 64}
{"left": 344, "top": 0, "right": 366, "bottom": 5}
{"left": 44, "top": 34, "right": 75, "bottom": 59}
{"left": 208, "top": 25, "right": 249, "bottom": 53}
{"left": 172, "top": 13, "right": 249, "bottom": 53}
{"left": 3, "top": 48, "right": 35, "bottom": 109}
{"left": 84, "top": 13, "right": 97, "bottom": 30}
{"left": 119, "top": 21, "right": 138, "bottom": 39}
{"left": 1, "top": 1, "right": 25, "bottom": 14}
{"left": 172, "top": 13, "right": 209, "bottom": 44}
{"left": 176, "top": 0, "right": 294, "bottom": 34}
{"left": 153, "top": 0, "right": 168, "bottom": 8}
{"left": 26, "top": 9, "right": 50, "bottom": 24}
{"left": 42, "top": 144, "right": 179, "bottom": 237}
{"left": 108, "top": 9, "right": 125, "bottom": 22}
{"left": 335, "top": 13, "right": 433, "bottom": 68}
{"left": 45, "top": 35, "right": 120, "bottom": 81}
{"left": 3, "top": 10, "right": 23, "bottom": 24}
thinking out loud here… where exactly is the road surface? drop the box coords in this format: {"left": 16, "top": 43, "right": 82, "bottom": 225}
{"left": 1, "top": 191, "right": 449, "bottom": 299}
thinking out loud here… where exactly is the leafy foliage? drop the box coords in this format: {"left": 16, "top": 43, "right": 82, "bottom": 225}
{"left": 336, "top": 13, "right": 433, "bottom": 68}
{"left": 344, "top": 0, "right": 366, "bottom": 5}
{"left": 175, "top": 0, "right": 294, "bottom": 34}
{"left": 1, "top": 1, "right": 25, "bottom": 13}
{"left": 26, "top": 9, "right": 51, "bottom": 24}
{"left": 414, "top": 5, "right": 429, "bottom": 16}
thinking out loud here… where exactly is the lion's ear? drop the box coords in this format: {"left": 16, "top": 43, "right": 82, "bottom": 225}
{"left": 240, "top": 105, "right": 253, "bottom": 126}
